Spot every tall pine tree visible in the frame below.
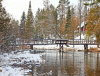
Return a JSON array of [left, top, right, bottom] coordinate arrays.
[[0, 0, 10, 36], [57, 0, 70, 38], [20, 12, 26, 39], [65, 6, 71, 33], [25, 1, 34, 39]]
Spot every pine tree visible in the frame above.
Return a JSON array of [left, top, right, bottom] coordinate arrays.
[[65, 7, 76, 39], [91, 0, 100, 5], [25, 1, 34, 39], [57, 0, 70, 38], [20, 12, 26, 39], [51, 6, 58, 38], [35, 8, 43, 39], [0, 0, 10, 36], [84, 0, 100, 6], [57, 0, 70, 19], [0, 0, 18, 51], [65, 6, 71, 33], [43, 0, 51, 39]]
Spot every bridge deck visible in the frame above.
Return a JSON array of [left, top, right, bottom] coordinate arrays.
[[15, 39, 98, 46]]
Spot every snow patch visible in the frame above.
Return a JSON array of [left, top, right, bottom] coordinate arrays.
[[0, 50, 44, 76]]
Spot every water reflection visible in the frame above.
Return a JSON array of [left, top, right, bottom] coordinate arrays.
[[1, 50, 100, 76], [32, 50, 100, 76]]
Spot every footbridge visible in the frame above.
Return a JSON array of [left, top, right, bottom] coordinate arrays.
[[15, 39, 99, 52]]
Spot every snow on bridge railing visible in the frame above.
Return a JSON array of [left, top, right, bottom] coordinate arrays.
[[68, 39, 97, 45], [15, 39, 97, 45], [15, 39, 56, 45]]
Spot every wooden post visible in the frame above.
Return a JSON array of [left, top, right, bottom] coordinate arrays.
[[59, 44, 61, 52], [59, 44, 63, 53], [97, 44, 100, 48], [84, 44, 88, 52], [30, 45, 33, 50], [62, 44, 64, 58], [61, 44, 63, 53]]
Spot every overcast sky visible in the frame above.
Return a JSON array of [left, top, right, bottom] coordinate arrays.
[[2, 0, 78, 21]]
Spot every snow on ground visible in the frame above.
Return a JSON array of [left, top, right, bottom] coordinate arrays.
[[0, 50, 44, 76], [75, 34, 96, 40], [33, 45, 59, 50], [0, 66, 24, 76], [75, 34, 86, 39]]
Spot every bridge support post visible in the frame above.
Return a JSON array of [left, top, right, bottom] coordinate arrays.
[[59, 44, 63, 53], [30, 45, 33, 50], [84, 44, 88, 52]]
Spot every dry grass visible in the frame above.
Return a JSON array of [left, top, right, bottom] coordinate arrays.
[[26, 73, 32, 76], [89, 47, 99, 52], [65, 48, 76, 52], [33, 47, 45, 50], [41, 47, 45, 50], [33, 47, 37, 50], [0, 70, 2, 72], [19, 45, 30, 49]]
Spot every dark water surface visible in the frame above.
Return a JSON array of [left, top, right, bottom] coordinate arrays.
[[34, 50, 100, 76]]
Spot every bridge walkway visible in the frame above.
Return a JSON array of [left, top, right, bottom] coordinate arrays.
[[15, 39, 99, 52]]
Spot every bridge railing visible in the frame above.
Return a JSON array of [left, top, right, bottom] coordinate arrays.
[[15, 39, 56, 45], [55, 39, 68, 44], [68, 39, 97, 45], [15, 39, 97, 45]]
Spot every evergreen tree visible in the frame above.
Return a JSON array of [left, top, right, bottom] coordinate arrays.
[[65, 6, 76, 39], [84, 0, 100, 6], [9, 19, 19, 37], [0, 0, 10, 36], [0, 0, 19, 51], [20, 12, 26, 39], [43, 0, 51, 39], [57, 0, 70, 38], [65, 6, 71, 33], [57, 0, 70, 19], [52, 7, 58, 38], [91, 0, 100, 5], [25, 1, 34, 39], [34, 8, 43, 39]]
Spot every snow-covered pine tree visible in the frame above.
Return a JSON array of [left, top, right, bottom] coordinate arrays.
[[25, 1, 34, 39]]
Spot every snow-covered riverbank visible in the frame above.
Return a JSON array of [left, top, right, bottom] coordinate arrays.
[[0, 50, 45, 76]]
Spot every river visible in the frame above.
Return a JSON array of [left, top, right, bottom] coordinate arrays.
[[30, 50, 100, 76], [0, 50, 100, 76]]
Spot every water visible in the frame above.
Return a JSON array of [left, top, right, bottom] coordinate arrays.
[[33, 50, 100, 76], [0, 50, 100, 76]]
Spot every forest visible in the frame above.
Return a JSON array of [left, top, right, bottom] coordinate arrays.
[[0, 0, 100, 51]]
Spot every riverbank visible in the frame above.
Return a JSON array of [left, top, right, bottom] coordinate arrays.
[[0, 50, 45, 76]]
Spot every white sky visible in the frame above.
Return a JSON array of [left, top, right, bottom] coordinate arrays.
[[2, 0, 78, 21]]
